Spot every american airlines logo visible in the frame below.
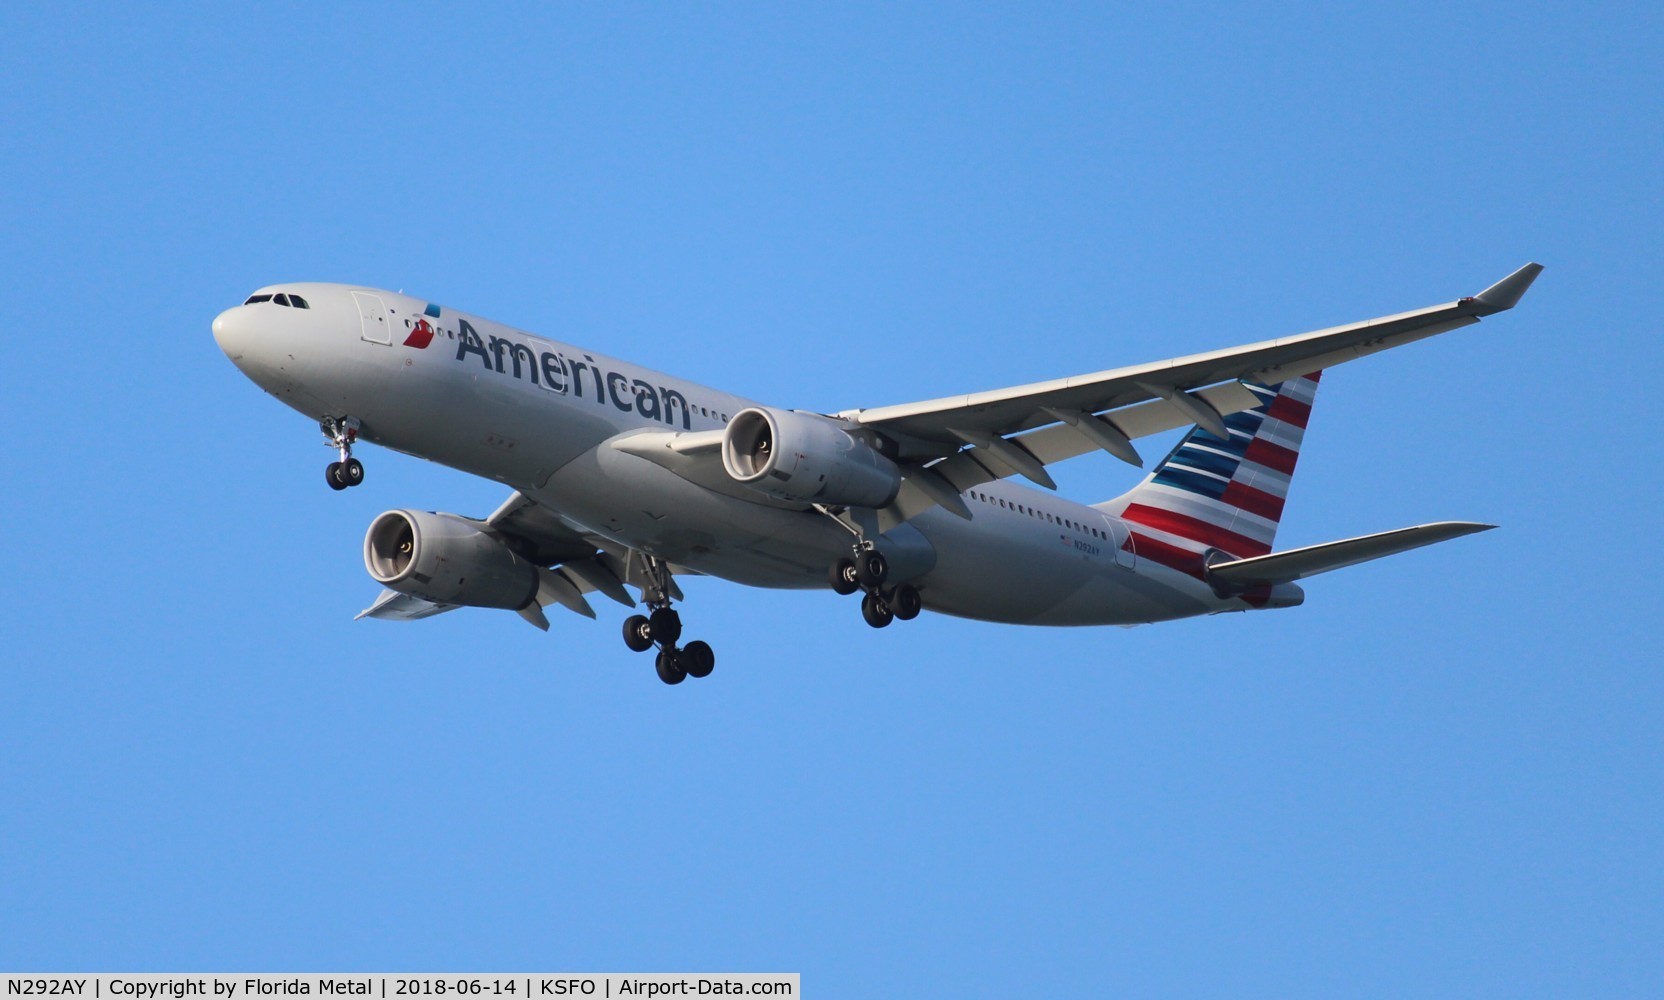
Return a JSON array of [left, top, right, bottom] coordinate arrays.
[[403, 317, 436, 349]]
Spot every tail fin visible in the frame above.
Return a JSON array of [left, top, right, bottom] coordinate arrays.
[[1100, 372, 1322, 562]]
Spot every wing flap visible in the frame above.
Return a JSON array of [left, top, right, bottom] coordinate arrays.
[[356, 589, 460, 621], [882, 380, 1262, 523], [485, 492, 605, 564], [1206, 521, 1496, 587]]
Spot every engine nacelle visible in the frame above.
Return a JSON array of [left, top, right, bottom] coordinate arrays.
[[722, 406, 903, 508], [363, 509, 540, 610]]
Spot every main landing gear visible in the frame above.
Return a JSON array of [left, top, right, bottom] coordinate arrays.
[[620, 555, 715, 685], [322, 416, 365, 491], [828, 544, 922, 630]]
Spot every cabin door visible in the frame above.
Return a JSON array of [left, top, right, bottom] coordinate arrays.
[[352, 291, 392, 345]]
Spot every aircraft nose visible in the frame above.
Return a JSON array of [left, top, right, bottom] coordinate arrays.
[[212, 306, 244, 358]]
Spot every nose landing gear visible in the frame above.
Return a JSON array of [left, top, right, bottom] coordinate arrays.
[[322, 416, 365, 491], [620, 554, 716, 685]]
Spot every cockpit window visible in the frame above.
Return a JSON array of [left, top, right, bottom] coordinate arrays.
[[245, 292, 311, 308]]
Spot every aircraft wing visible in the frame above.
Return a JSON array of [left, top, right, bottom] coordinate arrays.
[[614, 265, 1540, 530], [840, 264, 1542, 452]]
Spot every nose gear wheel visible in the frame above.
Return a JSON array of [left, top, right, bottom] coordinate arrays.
[[321, 416, 365, 490]]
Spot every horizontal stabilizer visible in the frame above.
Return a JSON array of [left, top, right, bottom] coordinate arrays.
[[1206, 521, 1495, 587]]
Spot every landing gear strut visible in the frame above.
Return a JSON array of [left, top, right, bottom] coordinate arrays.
[[322, 416, 364, 491], [818, 507, 925, 630], [620, 553, 716, 684]]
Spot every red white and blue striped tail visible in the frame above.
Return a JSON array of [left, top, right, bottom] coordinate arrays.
[[1103, 372, 1322, 568]]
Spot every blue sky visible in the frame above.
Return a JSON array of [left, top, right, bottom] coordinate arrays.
[[2, 2, 1660, 995]]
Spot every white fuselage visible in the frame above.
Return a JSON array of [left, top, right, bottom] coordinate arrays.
[[213, 282, 1288, 626]]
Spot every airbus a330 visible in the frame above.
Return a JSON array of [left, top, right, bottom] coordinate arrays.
[[213, 263, 1541, 683]]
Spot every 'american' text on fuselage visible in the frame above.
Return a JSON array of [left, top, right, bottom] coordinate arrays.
[[453, 319, 691, 429]]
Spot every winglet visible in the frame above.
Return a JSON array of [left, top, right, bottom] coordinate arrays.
[[1469, 262, 1543, 315]]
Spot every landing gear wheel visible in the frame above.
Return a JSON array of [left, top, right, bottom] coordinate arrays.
[[648, 607, 682, 646], [655, 649, 687, 685], [856, 550, 889, 589], [681, 640, 715, 678], [890, 583, 922, 621], [829, 558, 860, 595], [622, 614, 654, 653], [861, 590, 894, 629], [321, 416, 361, 490]]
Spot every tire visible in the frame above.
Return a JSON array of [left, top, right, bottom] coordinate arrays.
[[681, 640, 714, 678], [655, 649, 687, 685], [325, 462, 348, 491], [861, 590, 894, 629], [891, 584, 922, 621], [341, 457, 364, 486], [856, 550, 888, 589], [829, 558, 860, 595], [649, 607, 682, 645], [622, 614, 654, 652]]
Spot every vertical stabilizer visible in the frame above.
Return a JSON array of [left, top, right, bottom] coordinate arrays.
[[1099, 373, 1322, 570]]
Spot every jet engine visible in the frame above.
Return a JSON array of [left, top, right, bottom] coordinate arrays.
[[363, 509, 540, 610], [722, 406, 903, 508]]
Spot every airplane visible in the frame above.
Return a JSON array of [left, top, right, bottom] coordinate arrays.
[[212, 263, 1542, 684]]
